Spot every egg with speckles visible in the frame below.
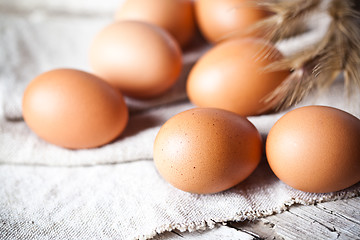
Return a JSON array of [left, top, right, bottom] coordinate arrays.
[[153, 107, 262, 194]]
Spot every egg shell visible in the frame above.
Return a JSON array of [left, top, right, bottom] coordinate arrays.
[[266, 105, 360, 193], [187, 38, 289, 116], [153, 107, 262, 194], [89, 21, 182, 99], [22, 69, 129, 149], [115, 0, 195, 47], [195, 0, 268, 43]]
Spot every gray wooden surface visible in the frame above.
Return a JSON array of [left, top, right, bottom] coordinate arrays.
[[155, 196, 360, 240]]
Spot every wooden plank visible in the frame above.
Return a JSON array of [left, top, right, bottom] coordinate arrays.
[[154, 225, 254, 240], [268, 208, 342, 240], [232, 197, 360, 240], [316, 198, 360, 225], [155, 197, 360, 239]]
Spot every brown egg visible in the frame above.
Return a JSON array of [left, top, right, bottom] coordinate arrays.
[[153, 108, 262, 194], [187, 38, 289, 116], [22, 68, 129, 149], [114, 0, 195, 47], [89, 21, 182, 99], [195, 0, 268, 43], [266, 106, 360, 193]]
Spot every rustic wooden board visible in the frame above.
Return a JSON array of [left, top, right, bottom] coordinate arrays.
[[155, 197, 360, 239]]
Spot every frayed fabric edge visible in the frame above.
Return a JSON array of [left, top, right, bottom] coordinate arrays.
[[137, 187, 360, 240]]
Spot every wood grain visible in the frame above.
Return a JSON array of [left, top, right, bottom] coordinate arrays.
[[155, 197, 360, 239]]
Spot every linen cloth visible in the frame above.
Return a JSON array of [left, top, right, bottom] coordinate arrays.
[[0, 1, 359, 239]]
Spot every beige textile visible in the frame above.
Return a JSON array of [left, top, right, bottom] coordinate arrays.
[[0, 1, 359, 239]]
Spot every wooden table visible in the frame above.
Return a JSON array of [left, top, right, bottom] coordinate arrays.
[[155, 196, 360, 239]]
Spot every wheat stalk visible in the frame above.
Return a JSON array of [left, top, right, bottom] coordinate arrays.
[[252, 0, 360, 110]]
